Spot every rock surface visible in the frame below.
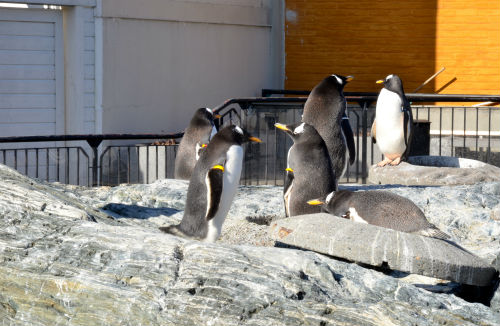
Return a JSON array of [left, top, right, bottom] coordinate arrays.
[[368, 156, 500, 186], [269, 214, 496, 286], [1, 164, 500, 325]]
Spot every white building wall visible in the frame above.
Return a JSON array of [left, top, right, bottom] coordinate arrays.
[[101, 0, 283, 134]]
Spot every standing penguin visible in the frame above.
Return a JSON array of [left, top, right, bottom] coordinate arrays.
[[372, 74, 414, 166], [275, 122, 336, 217], [307, 190, 449, 239], [174, 107, 220, 180], [302, 74, 356, 179], [160, 125, 261, 242]]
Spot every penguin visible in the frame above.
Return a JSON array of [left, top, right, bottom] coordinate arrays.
[[174, 107, 221, 180], [160, 125, 261, 242], [372, 74, 414, 166], [302, 74, 356, 179], [275, 122, 336, 217], [307, 190, 450, 240]]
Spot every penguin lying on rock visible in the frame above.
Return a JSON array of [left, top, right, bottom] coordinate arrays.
[[275, 122, 336, 217], [174, 107, 221, 180], [161, 125, 261, 242], [372, 74, 414, 167], [308, 190, 450, 240]]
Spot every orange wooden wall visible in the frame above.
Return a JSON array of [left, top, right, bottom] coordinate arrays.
[[284, 0, 500, 98]]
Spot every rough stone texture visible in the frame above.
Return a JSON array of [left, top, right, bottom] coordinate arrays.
[[269, 213, 497, 286], [1, 164, 500, 325], [368, 156, 500, 186]]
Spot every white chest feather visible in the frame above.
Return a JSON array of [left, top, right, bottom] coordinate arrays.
[[375, 88, 406, 154], [205, 145, 243, 242]]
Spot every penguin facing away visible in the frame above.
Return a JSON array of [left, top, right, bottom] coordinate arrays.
[[372, 74, 414, 167], [161, 125, 261, 242], [302, 74, 356, 179], [308, 190, 450, 240], [174, 107, 221, 180], [275, 122, 336, 217]]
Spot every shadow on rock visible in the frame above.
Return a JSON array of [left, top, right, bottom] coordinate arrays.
[[101, 203, 180, 219]]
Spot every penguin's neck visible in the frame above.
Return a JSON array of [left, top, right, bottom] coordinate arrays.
[[376, 88, 402, 117]]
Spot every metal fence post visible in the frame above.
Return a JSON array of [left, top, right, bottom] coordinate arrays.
[[361, 101, 369, 184], [86, 137, 103, 187]]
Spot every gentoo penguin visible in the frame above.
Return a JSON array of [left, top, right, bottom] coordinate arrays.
[[275, 122, 336, 217], [308, 190, 450, 239], [302, 74, 356, 179], [372, 74, 414, 166], [160, 125, 261, 242], [174, 107, 221, 180]]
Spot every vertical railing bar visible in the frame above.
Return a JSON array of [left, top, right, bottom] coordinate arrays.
[[66, 147, 69, 184], [77, 148, 80, 186], [146, 145, 150, 184], [118, 147, 121, 184], [128, 146, 131, 183], [451, 107, 454, 157], [56, 148, 60, 182], [46, 148, 49, 182], [156, 145, 159, 182], [137, 146, 140, 184], [487, 107, 492, 163], [35, 148, 39, 178], [274, 115, 278, 186], [463, 107, 466, 150], [24, 149, 28, 176], [439, 107, 442, 156], [14, 149, 17, 171], [476, 107, 479, 160], [108, 147, 111, 185]]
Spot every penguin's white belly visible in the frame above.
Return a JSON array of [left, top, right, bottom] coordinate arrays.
[[205, 145, 243, 242], [375, 89, 406, 155]]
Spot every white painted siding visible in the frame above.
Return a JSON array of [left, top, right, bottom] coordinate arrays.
[[83, 8, 96, 134], [0, 8, 62, 138]]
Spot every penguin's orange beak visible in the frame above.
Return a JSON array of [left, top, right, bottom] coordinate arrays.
[[346, 75, 354, 82], [214, 114, 222, 119], [274, 123, 290, 132], [376, 80, 384, 84], [249, 136, 262, 143], [307, 199, 324, 206]]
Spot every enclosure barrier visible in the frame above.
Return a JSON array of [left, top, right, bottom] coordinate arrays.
[[1, 93, 499, 186]]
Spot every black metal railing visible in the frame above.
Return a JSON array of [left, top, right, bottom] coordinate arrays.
[[1, 93, 499, 186]]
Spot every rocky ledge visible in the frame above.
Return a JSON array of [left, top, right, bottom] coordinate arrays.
[[1, 164, 500, 325]]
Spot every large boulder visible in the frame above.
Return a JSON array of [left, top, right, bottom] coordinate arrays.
[[0, 164, 499, 325]]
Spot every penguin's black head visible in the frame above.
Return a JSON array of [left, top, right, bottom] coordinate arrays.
[[218, 125, 262, 145], [323, 74, 354, 90], [192, 107, 221, 125], [376, 74, 406, 96], [307, 191, 336, 212], [274, 122, 321, 143]]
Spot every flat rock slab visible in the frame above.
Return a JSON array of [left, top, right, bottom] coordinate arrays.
[[269, 213, 497, 286], [368, 156, 500, 186]]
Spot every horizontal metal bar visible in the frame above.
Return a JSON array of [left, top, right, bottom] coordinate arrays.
[[0, 133, 184, 144]]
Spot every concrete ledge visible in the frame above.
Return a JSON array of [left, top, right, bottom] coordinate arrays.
[[368, 156, 500, 186], [270, 213, 497, 286]]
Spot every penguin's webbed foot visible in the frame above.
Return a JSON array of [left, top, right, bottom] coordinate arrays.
[[377, 158, 392, 167], [389, 157, 402, 166]]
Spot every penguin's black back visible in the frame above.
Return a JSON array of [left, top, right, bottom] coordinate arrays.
[[288, 124, 336, 216], [174, 108, 215, 180]]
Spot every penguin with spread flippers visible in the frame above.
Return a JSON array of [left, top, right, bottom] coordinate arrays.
[[275, 122, 336, 217], [302, 74, 356, 179], [372, 74, 413, 166], [161, 125, 261, 242], [174, 107, 221, 180], [308, 190, 450, 239]]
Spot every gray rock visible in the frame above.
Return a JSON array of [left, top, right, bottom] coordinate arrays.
[[1, 164, 500, 325], [368, 156, 500, 186], [269, 213, 497, 286]]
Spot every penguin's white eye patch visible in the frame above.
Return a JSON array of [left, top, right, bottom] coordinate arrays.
[[234, 126, 244, 135], [294, 123, 305, 134], [205, 107, 213, 114], [331, 74, 342, 85], [386, 74, 394, 81], [326, 191, 335, 204]]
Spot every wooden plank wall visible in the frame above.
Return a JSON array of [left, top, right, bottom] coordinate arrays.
[[284, 0, 500, 100]]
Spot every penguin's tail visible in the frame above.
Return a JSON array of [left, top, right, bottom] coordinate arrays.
[[417, 227, 450, 240]]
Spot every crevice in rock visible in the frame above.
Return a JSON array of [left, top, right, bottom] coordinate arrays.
[[245, 214, 281, 226], [239, 300, 276, 322], [172, 244, 184, 284]]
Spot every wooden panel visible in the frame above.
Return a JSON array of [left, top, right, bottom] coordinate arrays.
[[285, 0, 500, 100], [0, 108, 55, 123], [0, 94, 55, 109], [0, 21, 53, 36], [0, 65, 54, 79], [0, 79, 55, 94]]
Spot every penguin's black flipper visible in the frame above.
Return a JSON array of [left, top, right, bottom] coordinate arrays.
[[205, 165, 224, 220], [371, 119, 377, 144], [401, 98, 414, 161], [283, 168, 294, 217], [341, 115, 356, 165]]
